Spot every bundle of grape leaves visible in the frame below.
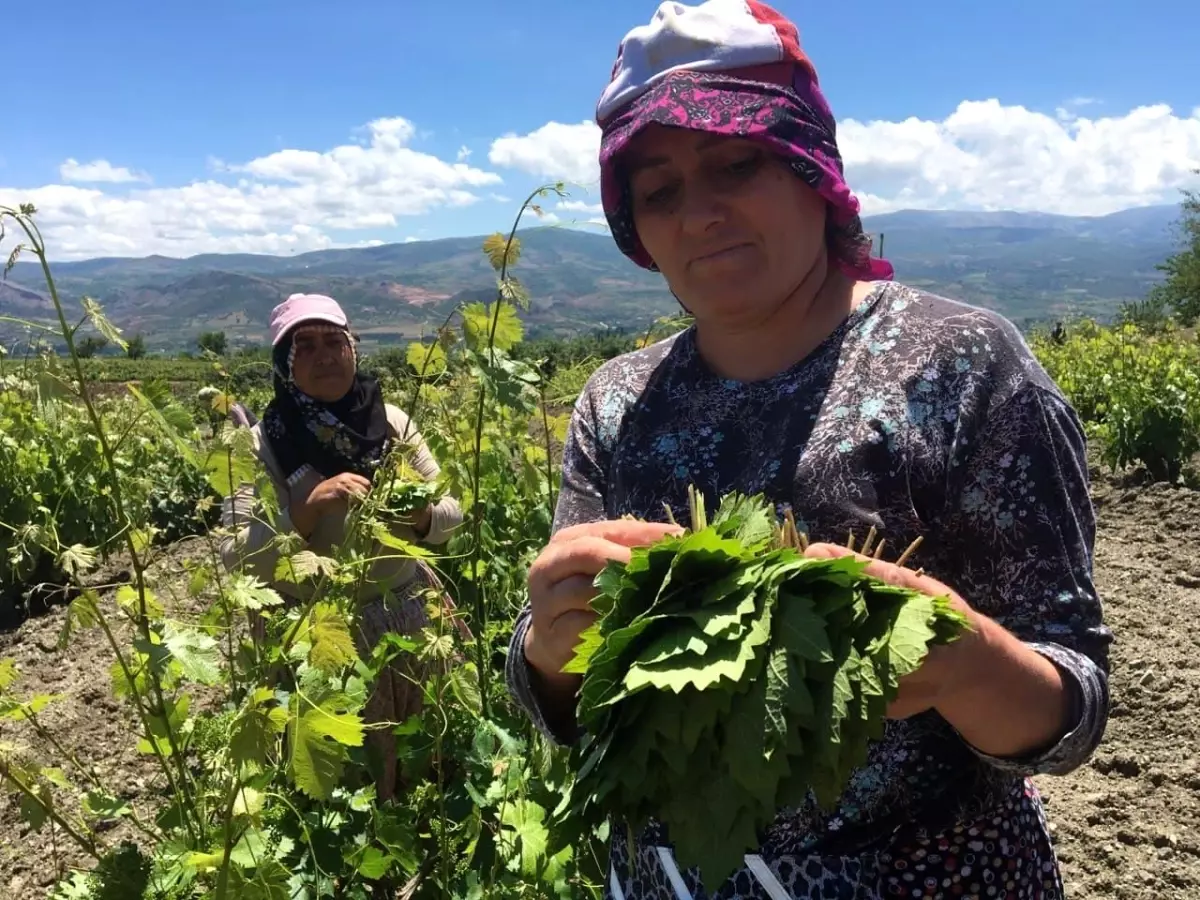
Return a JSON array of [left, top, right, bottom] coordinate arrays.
[[558, 489, 970, 892], [372, 453, 443, 521]]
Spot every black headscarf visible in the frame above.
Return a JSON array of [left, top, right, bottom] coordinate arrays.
[[261, 324, 391, 483]]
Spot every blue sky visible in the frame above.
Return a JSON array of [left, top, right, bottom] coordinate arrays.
[[4, 0, 1199, 259]]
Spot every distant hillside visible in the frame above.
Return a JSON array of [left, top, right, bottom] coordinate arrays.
[[0, 205, 1182, 351]]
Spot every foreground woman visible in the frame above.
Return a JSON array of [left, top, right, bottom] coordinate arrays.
[[220, 292, 465, 800], [507, 2, 1111, 897]]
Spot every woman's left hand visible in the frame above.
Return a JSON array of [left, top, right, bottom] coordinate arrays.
[[411, 504, 433, 538], [802, 542, 982, 721]]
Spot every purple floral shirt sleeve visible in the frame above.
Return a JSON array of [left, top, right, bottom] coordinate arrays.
[[938, 384, 1109, 774]]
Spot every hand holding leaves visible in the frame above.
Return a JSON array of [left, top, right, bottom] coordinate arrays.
[[803, 542, 980, 721]]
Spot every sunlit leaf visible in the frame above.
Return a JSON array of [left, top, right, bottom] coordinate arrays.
[[287, 690, 365, 800], [163, 623, 222, 685], [116, 585, 165, 621], [231, 785, 264, 819], [372, 525, 433, 559], [81, 296, 128, 351], [227, 574, 284, 610], [202, 447, 258, 499], [0, 659, 18, 691], [230, 688, 287, 772], [449, 664, 483, 716], [137, 694, 190, 757], [83, 790, 132, 820], [210, 392, 234, 415], [421, 631, 455, 662], [356, 846, 393, 880], [405, 341, 447, 377], [306, 603, 359, 674], [0, 692, 62, 721], [56, 543, 97, 580], [130, 528, 153, 555], [462, 302, 523, 352], [498, 799, 550, 879], [57, 590, 101, 649], [498, 275, 531, 311], [274, 550, 337, 584], [482, 232, 521, 271]]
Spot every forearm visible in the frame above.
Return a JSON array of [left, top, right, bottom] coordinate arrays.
[[289, 499, 320, 539], [505, 609, 582, 745], [936, 613, 1071, 758]]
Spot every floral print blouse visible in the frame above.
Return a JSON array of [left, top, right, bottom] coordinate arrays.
[[506, 282, 1111, 899]]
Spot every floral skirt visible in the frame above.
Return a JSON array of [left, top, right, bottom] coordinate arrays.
[[605, 780, 1064, 900]]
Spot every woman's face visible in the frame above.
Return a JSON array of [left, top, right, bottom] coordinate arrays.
[[624, 125, 828, 327], [289, 326, 356, 401]]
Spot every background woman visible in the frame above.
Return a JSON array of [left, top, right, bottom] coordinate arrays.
[[507, 2, 1111, 897], [221, 292, 465, 800]]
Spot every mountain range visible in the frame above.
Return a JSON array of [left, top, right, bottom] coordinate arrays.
[[0, 205, 1184, 352]]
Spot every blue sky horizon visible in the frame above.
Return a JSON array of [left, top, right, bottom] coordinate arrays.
[[3, 0, 1199, 261]]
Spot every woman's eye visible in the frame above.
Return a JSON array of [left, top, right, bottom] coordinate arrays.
[[726, 154, 761, 175], [642, 183, 676, 206]]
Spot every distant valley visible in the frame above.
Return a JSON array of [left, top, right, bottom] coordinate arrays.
[[0, 205, 1183, 352]]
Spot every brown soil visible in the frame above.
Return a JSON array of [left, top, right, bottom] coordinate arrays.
[[1034, 477, 1200, 900], [1, 479, 1199, 898], [0, 538, 216, 897]]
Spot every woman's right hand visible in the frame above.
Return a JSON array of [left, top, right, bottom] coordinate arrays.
[[524, 520, 683, 695], [291, 472, 371, 537], [307, 472, 372, 510]]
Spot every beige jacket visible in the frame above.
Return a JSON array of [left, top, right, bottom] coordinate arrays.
[[219, 404, 463, 600]]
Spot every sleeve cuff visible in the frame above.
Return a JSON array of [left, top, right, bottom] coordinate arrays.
[[505, 609, 582, 746], [967, 641, 1109, 776], [422, 499, 460, 545]]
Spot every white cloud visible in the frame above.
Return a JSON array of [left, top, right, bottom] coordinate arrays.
[[457, 145, 472, 162], [488, 121, 601, 187], [545, 199, 607, 229], [557, 199, 604, 214], [2, 117, 503, 260], [489, 101, 1200, 218], [59, 158, 149, 184]]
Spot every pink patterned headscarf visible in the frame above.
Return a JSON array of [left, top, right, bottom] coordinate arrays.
[[595, 0, 893, 283]]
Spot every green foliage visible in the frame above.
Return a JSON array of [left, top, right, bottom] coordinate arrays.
[[0, 373, 216, 606], [559, 489, 968, 891], [197, 331, 228, 356], [1148, 177, 1200, 326], [1032, 320, 1200, 481], [125, 334, 147, 360], [76, 336, 109, 359]]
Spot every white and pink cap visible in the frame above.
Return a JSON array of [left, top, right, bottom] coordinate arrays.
[[592, 0, 893, 281], [268, 293, 350, 346], [595, 0, 816, 126]]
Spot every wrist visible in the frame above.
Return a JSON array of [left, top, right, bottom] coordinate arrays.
[[931, 610, 993, 715], [289, 494, 323, 537], [523, 625, 582, 695], [933, 613, 1070, 755]]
